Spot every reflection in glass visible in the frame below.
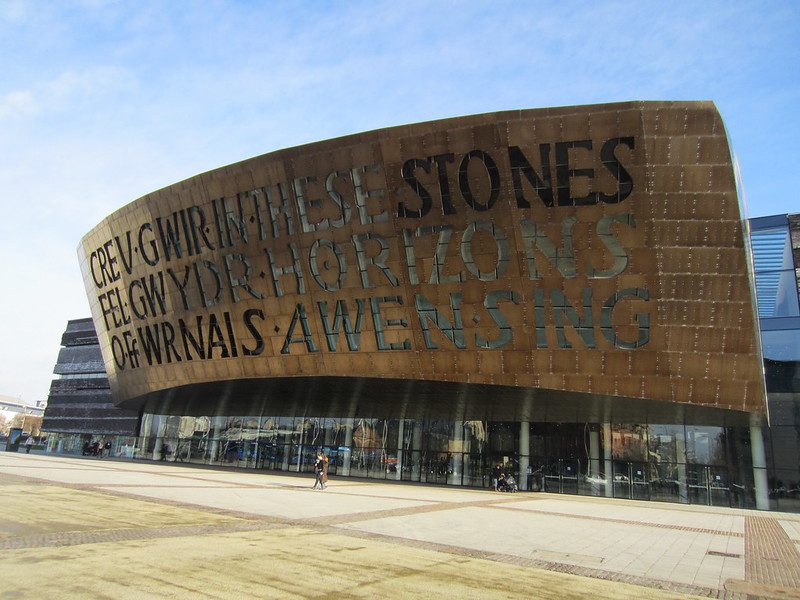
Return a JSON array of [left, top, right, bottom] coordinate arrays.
[[612, 424, 647, 461], [124, 412, 757, 509], [751, 226, 800, 317], [686, 426, 726, 466], [762, 329, 800, 361]]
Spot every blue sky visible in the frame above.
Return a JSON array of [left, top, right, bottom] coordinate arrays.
[[0, 0, 798, 404]]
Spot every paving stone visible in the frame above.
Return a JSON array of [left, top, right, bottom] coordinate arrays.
[[2, 452, 800, 599]]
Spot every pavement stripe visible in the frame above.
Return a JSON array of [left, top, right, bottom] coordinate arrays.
[[328, 495, 532, 524], [493, 504, 744, 537], [0, 520, 286, 550]]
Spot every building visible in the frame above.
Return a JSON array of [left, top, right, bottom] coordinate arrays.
[[67, 101, 800, 510], [750, 214, 800, 511], [0, 396, 44, 419], [42, 318, 138, 455], [0, 395, 45, 443]]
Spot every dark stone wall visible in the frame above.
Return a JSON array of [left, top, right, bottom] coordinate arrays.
[[60, 317, 101, 347], [53, 346, 106, 375], [42, 318, 139, 436]]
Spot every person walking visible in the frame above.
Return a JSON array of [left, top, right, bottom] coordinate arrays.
[[492, 463, 503, 491], [313, 451, 326, 490], [321, 451, 329, 490], [24, 436, 34, 454]]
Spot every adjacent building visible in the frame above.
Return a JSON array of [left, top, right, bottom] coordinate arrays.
[[751, 214, 800, 511], [0, 396, 44, 418], [1, 396, 45, 444], [42, 318, 138, 455]]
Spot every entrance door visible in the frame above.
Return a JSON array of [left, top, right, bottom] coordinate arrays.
[[256, 442, 283, 470], [421, 452, 449, 485], [560, 459, 579, 494], [528, 456, 546, 492], [612, 461, 631, 498], [612, 461, 650, 500], [687, 464, 710, 505], [400, 451, 421, 482], [543, 457, 561, 493], [543, 458, 579, 494], [631, 462, 650, 501], [687, 464, 732, 507], [708, 466, 731, 507]]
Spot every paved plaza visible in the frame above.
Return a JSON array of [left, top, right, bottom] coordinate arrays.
[[0, 453, 799, 599]]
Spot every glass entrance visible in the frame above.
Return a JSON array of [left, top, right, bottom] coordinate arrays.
[[709, 466, 731, 506], [612, 461, 649, 499], [612, 460, 631, 498], [631, 462, 649, 500], [544, 458, 579, 494], [687, 464, 731, 507]]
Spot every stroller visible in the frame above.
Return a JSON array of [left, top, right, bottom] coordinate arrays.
[[498, 473, 519, 493]]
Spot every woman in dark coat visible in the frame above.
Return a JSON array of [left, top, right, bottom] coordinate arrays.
[[313, 451, 326, 490]]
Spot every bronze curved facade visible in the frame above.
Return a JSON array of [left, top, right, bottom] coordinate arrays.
[[79, 101, 765, 421]]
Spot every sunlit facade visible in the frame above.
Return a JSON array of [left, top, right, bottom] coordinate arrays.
[[48, 101, 800, 510]]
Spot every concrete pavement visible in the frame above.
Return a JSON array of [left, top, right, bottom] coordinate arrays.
[[0, 452, 799, 598]]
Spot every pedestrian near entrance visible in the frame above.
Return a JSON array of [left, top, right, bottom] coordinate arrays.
[[24, 436, 33, 454], [492, 463, 503, 491], [313, 451, 327, 490]]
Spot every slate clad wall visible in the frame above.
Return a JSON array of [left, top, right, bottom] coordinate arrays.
[[60, 318, 102, 347], [53, 346, 106, 375], [42, 318, 139, 435]]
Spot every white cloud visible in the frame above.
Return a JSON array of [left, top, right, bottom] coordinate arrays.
[[0, 0, 27, 23], [0, 66, 136, 123], [0, 89, 36, 118], [46, 66, 136, 102]]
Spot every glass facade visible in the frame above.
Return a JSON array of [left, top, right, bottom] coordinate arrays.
[[46, 432, 137, 458], [750, 215, 800, 360], [51, 412, 750, 509], [749, 215, 800, 512]]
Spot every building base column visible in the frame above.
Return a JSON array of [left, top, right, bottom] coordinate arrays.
[[448, 421, 463, 486], [411, 421, 422, 481], [341, 418, 354, 477], [395, 419, 405, 481], [750, 425, 770, 510], [676, 429, 688, 503], [603, 422, 613, 498], [150, 415, 166, 461], [589, 428, 600, 495], [519, 421, 530, 491]]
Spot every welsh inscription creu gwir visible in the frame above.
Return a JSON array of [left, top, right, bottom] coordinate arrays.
[[87, 135, 647, 372]]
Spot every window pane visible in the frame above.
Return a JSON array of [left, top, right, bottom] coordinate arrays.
[[751, 226, 793, 271], [685, 426, 726, 465], [754, 270, 800, 317], [612, 424, 647, 461], [762, 329, 800, 360], [751, 225, 799, 317]]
